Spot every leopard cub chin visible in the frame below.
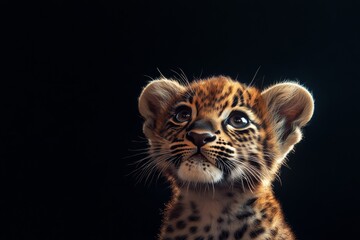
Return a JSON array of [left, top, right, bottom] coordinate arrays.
[[177, 154, 223, 183]]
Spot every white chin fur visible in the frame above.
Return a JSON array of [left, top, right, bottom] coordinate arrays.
[[177, 160, 223, 183]]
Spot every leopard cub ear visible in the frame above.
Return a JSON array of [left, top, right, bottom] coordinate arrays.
[[261, 82, 314, 156], [138, 78, 185, 136]]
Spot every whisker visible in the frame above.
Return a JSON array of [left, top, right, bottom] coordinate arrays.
[[248, 65, 261, 88], [156, 67, 166, 79]]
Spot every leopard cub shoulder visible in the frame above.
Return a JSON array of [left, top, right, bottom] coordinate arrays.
[[138, 76, 314, 240]]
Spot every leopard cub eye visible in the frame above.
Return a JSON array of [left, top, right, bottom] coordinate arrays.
[[227, 111, 250, 129], [174, 106, 192, 123]]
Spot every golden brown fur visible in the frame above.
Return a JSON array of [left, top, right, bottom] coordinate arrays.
[[138, 76, 314, 240]]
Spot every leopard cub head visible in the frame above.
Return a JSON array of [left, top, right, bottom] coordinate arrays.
[[138, 76, 314, 190]]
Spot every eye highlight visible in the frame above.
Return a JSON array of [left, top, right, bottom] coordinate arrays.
[[227, 111, 250, 129], [174, 106, 192, 123]]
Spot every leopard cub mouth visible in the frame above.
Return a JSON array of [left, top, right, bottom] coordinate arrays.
[[187, 153, 209, 162], [177, 153, 223, 183]]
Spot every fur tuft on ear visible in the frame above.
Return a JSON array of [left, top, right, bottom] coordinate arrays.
[[138, 78, 185, 136], [261, 82, 314, 155]]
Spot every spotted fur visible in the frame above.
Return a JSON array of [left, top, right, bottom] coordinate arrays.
[[138, 76, 314, 240]]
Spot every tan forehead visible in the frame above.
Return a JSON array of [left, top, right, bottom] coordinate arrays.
[[190, 76, 242, 92], [188, 76, 262, 107]]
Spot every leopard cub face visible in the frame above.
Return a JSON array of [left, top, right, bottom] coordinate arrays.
[[138, 76, 314, 190]]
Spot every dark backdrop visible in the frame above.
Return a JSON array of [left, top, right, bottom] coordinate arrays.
[[1, 1, 359, 240]]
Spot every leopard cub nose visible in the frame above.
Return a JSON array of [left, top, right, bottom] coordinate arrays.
[[186, 131, 216, 148]]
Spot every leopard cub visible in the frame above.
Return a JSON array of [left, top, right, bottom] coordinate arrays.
[[138, 76, 314, 240]]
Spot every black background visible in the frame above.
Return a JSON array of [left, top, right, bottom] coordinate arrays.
[[1, 1, 360, 240]]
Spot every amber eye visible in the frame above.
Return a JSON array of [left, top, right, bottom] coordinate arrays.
[[174, 106, 192, 123], [228, 111, 250, 128]]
